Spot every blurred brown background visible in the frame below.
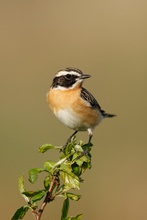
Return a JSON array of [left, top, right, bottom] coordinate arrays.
[[0, 0, 147, 219]]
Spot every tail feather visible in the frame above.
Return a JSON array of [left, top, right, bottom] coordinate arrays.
[[101, 110, 116, 118]]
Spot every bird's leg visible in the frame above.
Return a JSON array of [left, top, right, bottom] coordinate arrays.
[[62, 130, 78, 151], [88, 133, 93, 147], [74, 133, 93, 161], [82, 133, 93, 156]]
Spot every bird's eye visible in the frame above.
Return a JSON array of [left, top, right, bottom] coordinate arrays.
[[65, 74, 72, 80]]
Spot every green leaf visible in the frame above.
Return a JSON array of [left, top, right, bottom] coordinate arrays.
[[82, 143, 93, 151], [22, 190, 46, 203], [60, 164, 80, 189], [63, 214, 83, 220], [22, 191, 37, 197], [60, 163, 80, 190], [70, 135, 77, 145], [64, 143, 73, 156], [63, 136, 79, 156], [44, 176, 51, 190], [22, 190, 45, 198], [18, 175, 29, 203], [73, 214, 83, 220], [82, 161, 91, 170], [68, 214, 83, 220], [38, 144, 55, 153], [71, 164, 81, 176], [60, 171, 80, 190], [61, 197, 69, 220], [28, 168, 44, 183], [66, 193, 81, 201], [32, 190, 46, 203], [18, 175, 25, 194], [75, 155, 90, 167], [11, 206, 29, 220], [54, 157, 69, 167], [44, 160, 55, 172], [74, 144, 83, 152], [60, 163, 72, 174]]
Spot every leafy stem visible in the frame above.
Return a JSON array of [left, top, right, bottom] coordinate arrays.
[[33, 176, 59, 220], [11, 137, 92, 220]]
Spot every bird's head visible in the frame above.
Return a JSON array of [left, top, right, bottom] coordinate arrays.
[[51, 67, 91, 90]]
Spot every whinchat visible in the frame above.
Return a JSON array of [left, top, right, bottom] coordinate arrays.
[[47, 68, 116, 148]]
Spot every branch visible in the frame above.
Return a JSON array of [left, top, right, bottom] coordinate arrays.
[[33, 176, 58, 220], [11, 138, 92, 220]]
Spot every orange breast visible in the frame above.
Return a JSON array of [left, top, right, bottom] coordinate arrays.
[[47, 88, 102, 129]]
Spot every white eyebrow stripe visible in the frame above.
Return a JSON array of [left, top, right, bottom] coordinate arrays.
[[55, 71, 81, 77]]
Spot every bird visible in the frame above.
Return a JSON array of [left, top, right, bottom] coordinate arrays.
[[47, 67, 116, 149]]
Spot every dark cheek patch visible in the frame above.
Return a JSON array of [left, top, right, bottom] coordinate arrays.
[[58, 77, 65, 85], [52, 75, 78, 88]]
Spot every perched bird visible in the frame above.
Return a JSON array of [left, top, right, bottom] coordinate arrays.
[[47, 67, 116, 148]]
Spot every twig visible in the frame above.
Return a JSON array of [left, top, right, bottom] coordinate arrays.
[[33, 176, 58, 220]]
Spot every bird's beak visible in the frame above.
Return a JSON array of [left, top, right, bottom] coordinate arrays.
[[80, 74, 91, 79]]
